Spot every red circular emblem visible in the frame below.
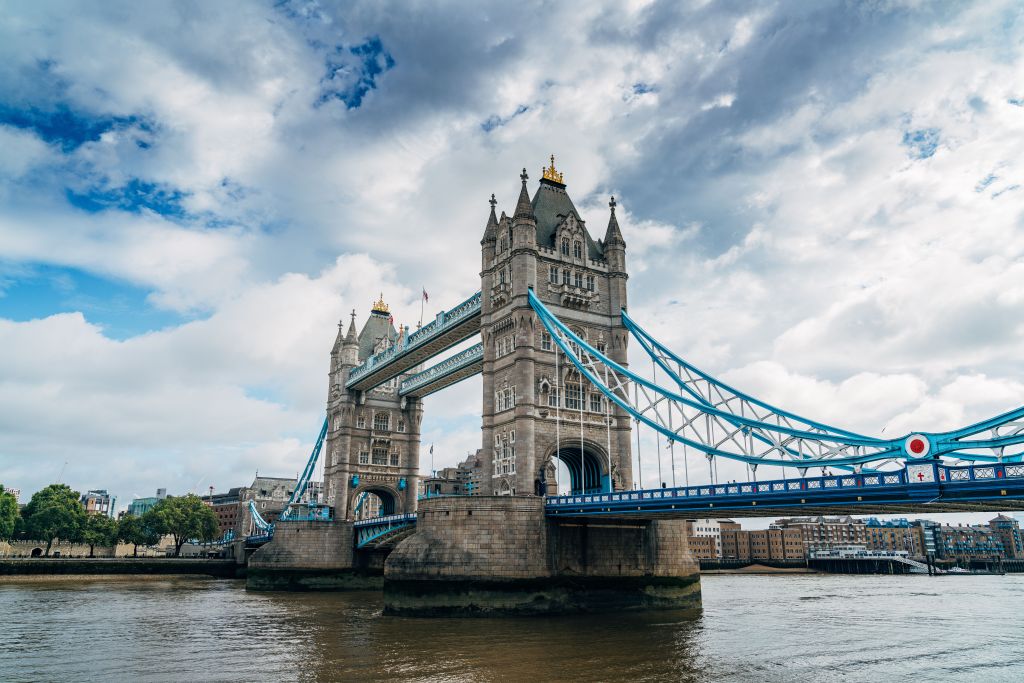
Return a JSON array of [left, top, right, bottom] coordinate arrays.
[[905, 434, 930, 456]]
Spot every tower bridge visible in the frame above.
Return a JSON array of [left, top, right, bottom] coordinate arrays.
[[247, 157, 1024, 614]]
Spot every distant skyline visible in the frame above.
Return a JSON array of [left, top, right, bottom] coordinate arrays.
[[1, 1, 1023, 526]]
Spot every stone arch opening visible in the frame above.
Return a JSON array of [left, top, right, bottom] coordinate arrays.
[[350, 486, 399, 520], [30, 547, 42, 557], [547, 441, 609, 495]]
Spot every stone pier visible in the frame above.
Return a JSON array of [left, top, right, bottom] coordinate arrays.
[[246, 520, 383, 591], [383, 496, 701, 616]]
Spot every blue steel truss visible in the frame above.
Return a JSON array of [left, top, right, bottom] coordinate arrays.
[[546, 461, 1024, 517], [353, 513, 417, 548], [527, 289, 1024, 470], [399, 342, 484, 397], [346, 291, 482, 390], [280, 418, 331, 522]]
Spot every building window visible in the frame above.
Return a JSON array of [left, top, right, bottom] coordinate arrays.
[[397, 420, 405, 433], [589, 393, 603, 413], [373, 413, 390, 431], [548, 387, 560, 407], [359, 451, 369, 464], [549, 266, 558, 284], [500, 237, 507, 252], [574, 241, 582, 259], [561, 238, 570, 255], [574, 272, 583, 289], [390, 452, 400, 466], [541, 332, 552, 351], [562, 269, 570, 285], [499, 268, 506, 284], [496, 386, 516, 412], [595, 341, 606, 354], [356, 415, 366, 429], [372, 447, 388, 465], [565, 383, 582, 410], [586, 275, 595, 291]]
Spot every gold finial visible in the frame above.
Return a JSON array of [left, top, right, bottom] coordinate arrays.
[[542, 154, 564, 184], [371, 293, 390, 314]]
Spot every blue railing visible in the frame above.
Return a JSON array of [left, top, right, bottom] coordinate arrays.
[[400, 342, 483, 395], [545, 462, 1024, 513], [346, 291, 482, 387], [354, 513, 418, 548]]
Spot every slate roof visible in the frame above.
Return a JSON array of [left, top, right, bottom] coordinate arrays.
[[531, 178, 604, 259], [358, 311, 398, 361]]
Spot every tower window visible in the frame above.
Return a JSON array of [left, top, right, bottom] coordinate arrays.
[[373, 412, 390, 431], [372, 447, 387, 465], [359, 450, 369, 465], [499, 268, 506, 284], [390, 452, 400, 466], [562, 269, 570, 285], [565, 383, 582, 410], [586, 275, 595, 291], [561, 238, 570, 255], [356, 415, 366, 429], [541, 332, 552, 351], [500, 237, 507, 252], [574, 272, 583, 288], [548, 388, 560, 407], [397, 420, 405, 433], [549, 266, 558, 284], [574, 241, 582, 259], [590, 393, 603, 413]]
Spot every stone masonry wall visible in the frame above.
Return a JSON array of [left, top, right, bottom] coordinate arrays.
[[548, 518, 699, 578], [384, 496, 548, 581], [248, 520, 354, 570]]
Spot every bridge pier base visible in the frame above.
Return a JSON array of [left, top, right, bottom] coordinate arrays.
[[383, 496, 701, 616], [246, 520, 384, 591]]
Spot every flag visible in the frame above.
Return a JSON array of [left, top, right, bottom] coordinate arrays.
[[388, 314, 394, 325], [430, 444, 434, 454], [422, 288, 429, 302]]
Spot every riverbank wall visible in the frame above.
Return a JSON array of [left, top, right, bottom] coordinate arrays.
[[0, 558, 241, 578]]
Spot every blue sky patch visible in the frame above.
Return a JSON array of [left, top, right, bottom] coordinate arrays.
[[319, 36, 395, 109], [902, 128, 940, 159], [66, 179, 189, 218], [0, 265, 193, 339], [481, 105, 529, 133], [0, 103, 145, 153]]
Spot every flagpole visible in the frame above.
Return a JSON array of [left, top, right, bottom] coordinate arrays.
[[420, 286, 425, 328]]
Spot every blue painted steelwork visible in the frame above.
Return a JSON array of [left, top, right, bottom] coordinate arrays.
[[280, 418, 330, 522], [527, 289, 1024, 469], [399, 342, 484, 396], [545, 462, 1024, 516], [346, 291, 482, 390], [353, 512, 417, 548]]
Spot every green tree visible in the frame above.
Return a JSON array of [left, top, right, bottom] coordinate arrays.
[[149, 494, 218, 556], [82, 513, 118, 557], [0, 485, 18, 540], [20, 484, 86, 555], [117, 513, 161, 557]]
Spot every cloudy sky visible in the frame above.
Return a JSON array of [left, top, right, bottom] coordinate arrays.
[[1, 1, 1022, 522]]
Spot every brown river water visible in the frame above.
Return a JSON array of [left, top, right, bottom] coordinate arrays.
[[2, 573, 1022, 682]]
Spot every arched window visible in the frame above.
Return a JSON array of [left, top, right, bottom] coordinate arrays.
[[573, 241, 582, 259], [561, 238, 570, 255]]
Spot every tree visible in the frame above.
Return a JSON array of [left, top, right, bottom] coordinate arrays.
[[118, 513, 161, 557], [82, 513, 118, 557], [0, 486, 18, 541], [149, 494, 218, 556], [20, 484, 86, 555]]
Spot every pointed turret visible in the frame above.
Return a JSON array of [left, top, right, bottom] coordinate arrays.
[[340, 309, 359, 367], [481, 194, 498, 244], [513, 169, 535, 222], [604, 196, 626, 249]]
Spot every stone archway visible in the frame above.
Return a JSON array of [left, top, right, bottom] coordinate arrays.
[[30, 547, 42, 558], [349, 485, 401, 520], [545, 440, 611, 495]]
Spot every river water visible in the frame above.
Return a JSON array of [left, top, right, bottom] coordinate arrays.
[[2, 573, 1022, 682]]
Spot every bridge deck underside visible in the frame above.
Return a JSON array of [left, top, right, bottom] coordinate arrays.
[[346, 315, 480, 391], [400, 358, 482, 398]]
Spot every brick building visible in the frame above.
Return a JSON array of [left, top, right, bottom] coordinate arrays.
[[771, 516, 869, 553], [865, 518, 922, 556], [988, 515, 1023, 558], [721, 525, 804, 561]]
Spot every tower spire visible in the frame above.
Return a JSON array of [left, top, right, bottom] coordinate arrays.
[[604, 195, 625, 248], [514, 168, 534, 221], [481, 193, 498, 243]]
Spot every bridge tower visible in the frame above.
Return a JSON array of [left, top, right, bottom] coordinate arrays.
[[480, 158, 633, 496], [323, 297, 422, 520]]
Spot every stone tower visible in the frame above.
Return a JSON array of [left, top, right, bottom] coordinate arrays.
[[323, 296, 423, 520], [479, 157, 633, 496]]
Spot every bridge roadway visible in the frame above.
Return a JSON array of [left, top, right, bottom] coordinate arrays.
[[345, 462, 1024, 547], [545, 461, 1024, 519], [346, 292, 482, 392]]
